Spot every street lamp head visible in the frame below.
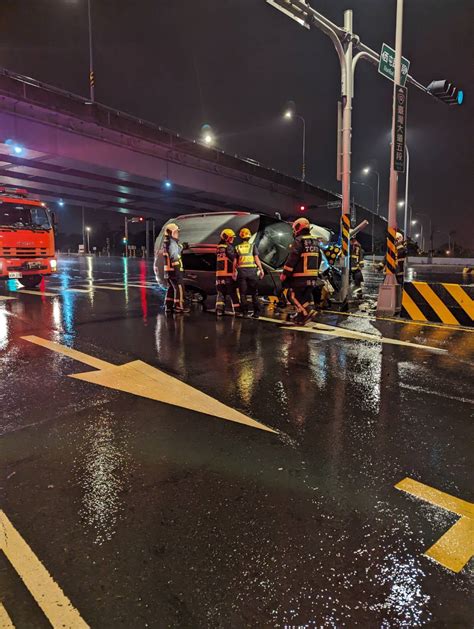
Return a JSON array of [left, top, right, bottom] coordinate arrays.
[[411, 219, 417, 225], [86, 226, 91, 232], [203, 133, 214, 146], [362, 167, 370, 175], [284, 110, 293, 120], [415, 233, 420, 238], [398, 200, 405, 207]]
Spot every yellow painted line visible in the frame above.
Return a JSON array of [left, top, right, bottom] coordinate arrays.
[[395, 478, 474, 573], [323, 309, 474, 332], [82, 285, 124, 291], [259, 315, 446, 351], [0, 510, 89, 627], [442, 283, 474, 321], [22, 335, 113, 370], [12, 289, 58, 297], [281, 325, 446, 352], [402, 290, 428, 322], [0, 295, 16, 301], [22, 336, 275, 433], [412, 282, 459, 325], [0, 603, 14, 628]]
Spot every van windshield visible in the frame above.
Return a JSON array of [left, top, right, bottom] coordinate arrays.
[[255, 218, 293, 269], [0, 203, 51, 229]]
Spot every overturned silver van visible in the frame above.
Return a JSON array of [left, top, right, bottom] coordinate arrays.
[[154, 211, 303, 300]]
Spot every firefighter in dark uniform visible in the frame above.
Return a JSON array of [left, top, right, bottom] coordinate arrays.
[[215, 228, 240, 316], [350, 236, 364, 296], [395, 232, 407, 286], [234, 227, 264, 318], [280, 217, 320, 325], [161, 222, 188, 314]]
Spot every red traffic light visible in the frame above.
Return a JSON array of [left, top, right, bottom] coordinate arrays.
[[139, 217, 144, 222], [299, 205, 306, 212]]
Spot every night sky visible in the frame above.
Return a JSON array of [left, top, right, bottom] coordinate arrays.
[[1, 0, 473, 248]]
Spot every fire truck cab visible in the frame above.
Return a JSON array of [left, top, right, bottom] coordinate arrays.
[[0, 187, 57, 288]]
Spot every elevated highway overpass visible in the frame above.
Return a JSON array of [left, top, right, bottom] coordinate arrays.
[[0, 68, 386, 248]]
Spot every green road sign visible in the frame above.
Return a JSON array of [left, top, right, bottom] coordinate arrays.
[[378, 43, 410, 87]]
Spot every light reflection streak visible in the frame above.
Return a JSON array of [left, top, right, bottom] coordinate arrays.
[[77, 412, 130, 545], [0, 307, 8, 350]]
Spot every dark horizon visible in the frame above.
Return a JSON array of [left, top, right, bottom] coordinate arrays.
[[1, 0, 473, 248]]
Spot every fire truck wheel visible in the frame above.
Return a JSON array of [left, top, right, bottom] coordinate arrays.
[[19, 276, 42, 289]]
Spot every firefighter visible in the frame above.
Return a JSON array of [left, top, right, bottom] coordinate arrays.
[[280, 217, 320, 325], [216, 228, 240, 316], [395, 232, 407, 286], [350, 236, 364, 296], [162, 223, 188, 314], [234, 227, 264, 318]]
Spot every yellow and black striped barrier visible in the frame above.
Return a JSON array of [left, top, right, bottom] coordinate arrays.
[[341, 214, 351, 258], [386, 227, 398, 275], [401, 281, 474, 327]]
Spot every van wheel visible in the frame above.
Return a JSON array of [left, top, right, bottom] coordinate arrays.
[[185, 288, 206, 304], [19, 276, 42, 289]]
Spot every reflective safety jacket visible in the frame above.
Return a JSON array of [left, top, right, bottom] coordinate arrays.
[[216, 241, 235, 279], [350, 241, 363, 271], [162, 236, 184, 275], [283, 231, 320, 278], [235, 241, 257, 269]]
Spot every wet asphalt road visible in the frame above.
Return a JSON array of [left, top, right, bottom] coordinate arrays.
[[1, 256, 473, 628]]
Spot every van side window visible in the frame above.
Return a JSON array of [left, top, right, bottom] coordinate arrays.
[[182, 252, 216, 271]]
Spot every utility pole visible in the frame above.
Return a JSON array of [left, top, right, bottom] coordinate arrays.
[[87, 0, 95, 103], [377, 0, 404, 315], [81, 206, 86, 253], [145, 219, 150, 258]]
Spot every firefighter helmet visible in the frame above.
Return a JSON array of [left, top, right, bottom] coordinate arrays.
[[220, 228, 236, 242], [239, 227, 252, 239], [165, 222, 179, 235], [292, 217, 310, 235]]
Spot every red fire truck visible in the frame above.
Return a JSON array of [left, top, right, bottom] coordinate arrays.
[[0, 187, 57, 288]]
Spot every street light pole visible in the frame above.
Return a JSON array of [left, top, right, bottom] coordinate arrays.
[[362, 168, 380, 215], [87, 0, 95, 103], [353, 181, 375, 252], [86, 227, 91, 254], [403, 144, 410, 237], [284, 109, 306, 181], [377, 0, 404, 315]]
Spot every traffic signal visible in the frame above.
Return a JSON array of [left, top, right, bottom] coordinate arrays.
[[122, 237, 127, 244], [427, 80, 464, 105], [139, 217, 144, 222], [299, 204, 306, 212]]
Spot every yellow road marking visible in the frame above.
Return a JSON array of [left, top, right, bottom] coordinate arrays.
[[281, 324, 446, 352], [395, 478, 474, 573], [412, 282, 459, 325], [22, 335, 112, 370], [259, 315, 446, 352], [82, 285, 124, 291], [12, 289, 58, 297], [22, 336, 275, 433], [0, 295, 16, 301], [401, 290, 428, 322], [442, 283, 474, 321], [0, 603, 14, 628], [0, 510, 89, 628], [323, 308, 474, 332]]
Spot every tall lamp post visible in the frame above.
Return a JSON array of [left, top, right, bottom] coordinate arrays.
[[85, 226, 91, 254], [353, 180, 376, 255], [362, 166, 380, 215], [283, 105, 306, 181]]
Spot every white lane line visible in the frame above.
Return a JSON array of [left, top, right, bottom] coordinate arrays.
[[10, 289, 58, 297], [399, 383, 474, 405], [0, 295, 17, 301]]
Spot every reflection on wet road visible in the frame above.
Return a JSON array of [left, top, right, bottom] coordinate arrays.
[[1, 256, 473, 627]]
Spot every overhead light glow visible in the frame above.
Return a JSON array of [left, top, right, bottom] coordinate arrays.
[[13, 145, 23, 155], [163, 180, 172, 189], [58, 199, 65, 207], [363, 167, 370, 174]]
